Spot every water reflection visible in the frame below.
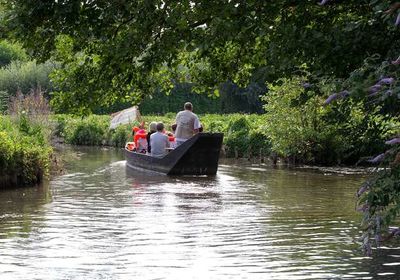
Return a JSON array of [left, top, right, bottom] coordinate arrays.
[[1, 148, 400, 279], [0, 182, 52, 239]]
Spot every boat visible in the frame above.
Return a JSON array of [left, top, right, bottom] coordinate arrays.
[[125, 133, 224, 175]]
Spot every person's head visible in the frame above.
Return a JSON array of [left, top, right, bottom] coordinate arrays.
[[156, 122, 164, 132], [149, 122, 157, 132], [184, 102, 193, 111], [171, 123, 177, 132]]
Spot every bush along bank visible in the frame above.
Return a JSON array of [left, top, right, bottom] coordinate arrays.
[[51, 110, 398, 167], [0, 115, 52, 189], [53, 114, 272, 159]]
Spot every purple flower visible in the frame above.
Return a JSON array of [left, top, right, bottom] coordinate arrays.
[[384, 90, 393, 96], [318, 0, 330, 5], [368, 84, 382, 94], [367, 153, 385, 163], [356, 204, 369, 212], [323, 90, 349, 105], [378, 77, 395, 85], [303, 82, 311, 88], [392, 57, 400, 65], [338, 90, 350, 98], [363, 242, 372, 256], [385, 137, 400, 145], [390, 228, 400, 236], [323, 93, 338, 105], [357, 185, 368, 197], [396, 12, 400, 26]]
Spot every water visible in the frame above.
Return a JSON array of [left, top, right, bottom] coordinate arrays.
[[1, 146, 400, 279]]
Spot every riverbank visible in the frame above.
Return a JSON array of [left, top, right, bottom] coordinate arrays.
[[0, 115, 52, 189], [54, 114, 272, 159], [1, 146, 382, 279], [1, 112, 386, 189]]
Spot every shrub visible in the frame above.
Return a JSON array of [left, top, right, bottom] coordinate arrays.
[[0, 60, 56, 97], [205, 120, 225, 133], [63, 115, 109, 146], [224, 117, 251, 157], [0, 116, 52, 188], [52, 114, 67, 137], [0, 90, 7, 113], [69, 122, 105, 146], [0, 40, 28, 67], [248, 130, 271, 156], [110, 124, 132, 147]]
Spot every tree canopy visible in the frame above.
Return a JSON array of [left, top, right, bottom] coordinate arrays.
[[1, 0, 399, 113]]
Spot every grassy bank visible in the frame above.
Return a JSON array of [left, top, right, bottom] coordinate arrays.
[[54, 114, 272, 158], [0, 115, 52, 188]]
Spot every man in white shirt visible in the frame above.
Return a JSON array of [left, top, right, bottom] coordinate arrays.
[[175, 102, 201, 146], [150, 122, 170, 158]]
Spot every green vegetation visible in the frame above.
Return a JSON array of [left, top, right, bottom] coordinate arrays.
[[0, 60, 56, 98], [0, 40, 27, 67], [0, 115, 52, 188], [4, 1, 397, 113], [53, 114, 271, 157], [138, 82, 264, 115], [263, 76, 400, 165]]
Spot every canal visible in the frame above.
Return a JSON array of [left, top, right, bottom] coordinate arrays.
[[1, 146, 400, 279]]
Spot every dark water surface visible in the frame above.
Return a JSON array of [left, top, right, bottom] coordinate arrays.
[[1, 147, 400, 279]]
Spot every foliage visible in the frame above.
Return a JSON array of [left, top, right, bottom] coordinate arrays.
[[138, 81, 265, 115], [342, 54, 400, 253], [0, 60, 56, 97], [248, 131, 272, 157], [3, 1, 399, 112], [357, 145, 400, 255], [262, 75, 400, 165], [224, 117, 251, 157], [7, 88, 53, 143], [0, 40, 27, 67], [0, 90, 7, 112], [263, 77, 332, 163], [0, 115, 52, 188], [54, 113, 271, 155], [110, 124, 132, 148], [62, 115, 110, 146]]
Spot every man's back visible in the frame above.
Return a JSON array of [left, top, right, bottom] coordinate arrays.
[[150, 132, 169, 158], [175, 110, 199, 140]]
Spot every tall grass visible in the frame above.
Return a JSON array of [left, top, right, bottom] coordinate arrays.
[[0, 90, 7, 113], [0, 60, 56, 97], [0, 91, 54, 188]]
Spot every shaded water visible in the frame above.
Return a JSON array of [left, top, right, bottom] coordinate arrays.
[[1, 147, 400, 279]]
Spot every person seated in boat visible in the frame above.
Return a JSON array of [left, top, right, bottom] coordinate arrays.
[[134, 124, 147, 153], [146, 121, 157, 153], [167, 131, 176, 149], [171, 123, 177, 133], [175, 102, 201, 146], [150, 122, 170, 158], [132, 126, 139, 138]]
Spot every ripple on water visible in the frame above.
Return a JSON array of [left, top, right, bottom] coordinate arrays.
[[0, 152, 400, 279]]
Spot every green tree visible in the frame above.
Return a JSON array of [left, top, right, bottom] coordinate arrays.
[[0, 40, 27, 67], [2, 0, 399, 112]]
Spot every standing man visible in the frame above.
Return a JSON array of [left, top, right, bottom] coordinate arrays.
[[150, 122, 170, 158], [175, 102, 201, 146]]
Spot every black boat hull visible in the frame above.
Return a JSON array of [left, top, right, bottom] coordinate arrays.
[[125, 133, 224, 175]]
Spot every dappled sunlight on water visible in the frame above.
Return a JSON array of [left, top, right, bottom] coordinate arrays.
[[1, 148, 400, 279]]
